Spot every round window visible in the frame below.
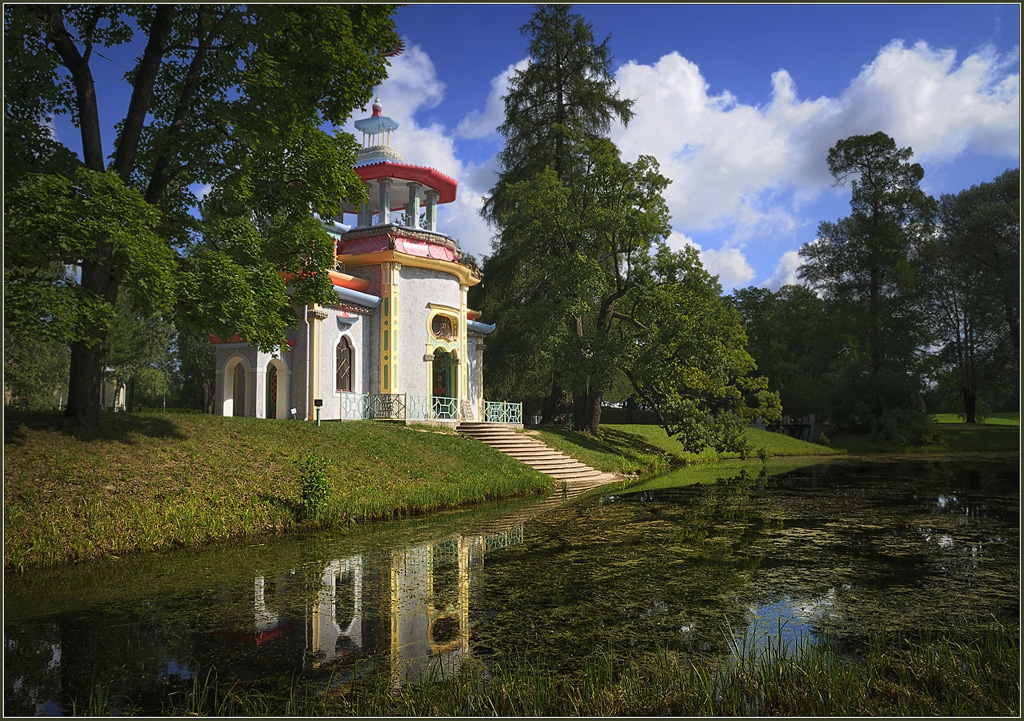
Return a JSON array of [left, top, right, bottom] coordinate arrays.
[[431, 315, 456, 340]]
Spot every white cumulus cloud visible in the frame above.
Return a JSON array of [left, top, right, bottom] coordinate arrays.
[[760, 250, 804, 291], [355, 35, 1019, 283], [456, 58, 530, 140], [609, 41, 1019, 246], [700, 246, 756, 290]]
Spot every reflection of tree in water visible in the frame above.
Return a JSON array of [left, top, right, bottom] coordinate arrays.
[[4, 619, 63, 716]]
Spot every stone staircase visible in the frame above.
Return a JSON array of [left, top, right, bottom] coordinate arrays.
[[457, 422, 624, 490]]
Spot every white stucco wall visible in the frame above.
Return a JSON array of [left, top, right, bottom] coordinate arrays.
[[215, 344, 259, 418], [397, 266, 461, 399], [466, 334, 482, 420], [322, 309, 375, 421], [215, 342, 295, 420]]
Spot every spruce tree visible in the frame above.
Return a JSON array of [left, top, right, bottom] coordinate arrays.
[[481, 5, 634, 422]]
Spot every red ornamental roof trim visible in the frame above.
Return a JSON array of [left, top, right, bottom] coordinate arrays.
[[209, 334, 297, 348], [354, 162, 457, 203]]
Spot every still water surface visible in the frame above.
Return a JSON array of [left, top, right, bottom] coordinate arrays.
[[5, 456, 1019, 715]]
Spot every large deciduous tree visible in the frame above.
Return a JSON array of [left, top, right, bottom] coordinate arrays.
[[623, 246, 782, 453], [480, 4, 778, 446], [923, 169, 1020, 422], [497, 136, 673, 434], [3, 5, 399, 435], [798, 132, 937, 444]]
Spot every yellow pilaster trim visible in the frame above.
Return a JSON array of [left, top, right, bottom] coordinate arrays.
[[308, 305, 329, 420], [377, 263, 401, 394], [459, 285, 469, 405]]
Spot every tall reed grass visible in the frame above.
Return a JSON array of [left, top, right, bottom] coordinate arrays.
[[68, 620, 1019, 717]]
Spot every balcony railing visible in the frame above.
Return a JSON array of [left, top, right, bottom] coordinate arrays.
[[339, 393, 521, 423]]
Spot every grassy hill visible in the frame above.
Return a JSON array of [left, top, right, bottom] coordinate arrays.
[[4, 410, 552, 570]]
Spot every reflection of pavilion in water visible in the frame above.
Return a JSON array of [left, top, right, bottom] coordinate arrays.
[[249, 525, 524, 683]]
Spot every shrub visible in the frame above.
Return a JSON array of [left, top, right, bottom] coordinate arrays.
[[299, 449, 331, 522]]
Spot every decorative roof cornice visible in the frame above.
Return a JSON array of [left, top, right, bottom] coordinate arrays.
[[331, 301, 375, 316], [341, 224, 460, 253]]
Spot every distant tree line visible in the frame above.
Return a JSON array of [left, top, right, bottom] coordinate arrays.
[[729, 155, 1018, 441]]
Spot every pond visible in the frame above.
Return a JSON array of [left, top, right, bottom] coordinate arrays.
[[4, 456, 1019, 715]]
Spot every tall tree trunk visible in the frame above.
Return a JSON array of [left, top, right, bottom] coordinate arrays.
[[868, 266, 882, 376], [583, 388, 603, 435], [963, 388, 977, 424], [65, 341, 105, 435], [572, 391, 588, 432], [543, 373, 568, 423]]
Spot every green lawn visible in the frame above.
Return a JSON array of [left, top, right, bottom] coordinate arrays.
[[931, 412, 1019, 426], [531, 423, 840, 477], [824, 417, 1019, 454]]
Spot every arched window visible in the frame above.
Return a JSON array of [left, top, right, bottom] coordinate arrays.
[[336, 337, 353, 392], [232, 363, 247, 417], [266, 365, 278, 419]]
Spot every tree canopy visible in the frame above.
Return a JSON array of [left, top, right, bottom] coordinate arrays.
[[4, 4, 400, 434], [797, 132, 938, 443], [480, 5, 779, 450], [922, 169, 1020, 422]]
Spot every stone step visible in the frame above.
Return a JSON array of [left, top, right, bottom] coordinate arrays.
[[518, 459, 591, 471], [456, 422, 624, 490], [497, 448, 571, 458], [547, 469, 613, 481], [477, 437, 547, 447]]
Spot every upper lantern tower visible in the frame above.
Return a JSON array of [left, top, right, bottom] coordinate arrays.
[[333, 98, 457, 233], [354, 97, 404, 166]]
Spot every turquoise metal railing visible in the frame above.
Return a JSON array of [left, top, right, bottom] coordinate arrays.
[[432, 395, 459, 420], [339, 394, 521, 423], [340, 392, 407, 420], [369, 393, 406, 420], [406, 393, 430, 420], [341, 392, 372, 420], [407, 395, 458, 420], [484, 401, 522, 424]]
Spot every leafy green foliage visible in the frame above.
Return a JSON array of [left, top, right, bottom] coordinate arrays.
[[299, 449, 332, 523], [481, 5, 636, 421], [4, 168, 174, 344], [797, 132, 937, 442], [481, 6, 777, 449], [922, 169, 1020, 422], [3, 331, 70, 410], [728, 285, 837, 419], [168, 327, 218, 412], [3, 4, 399, 433], [484, 5, 634, 221], [623, 246, 781, 454]]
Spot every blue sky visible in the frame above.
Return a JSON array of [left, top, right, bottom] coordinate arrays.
[[361, 3, 1020, 291], [44, 4, 1020, 293]]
